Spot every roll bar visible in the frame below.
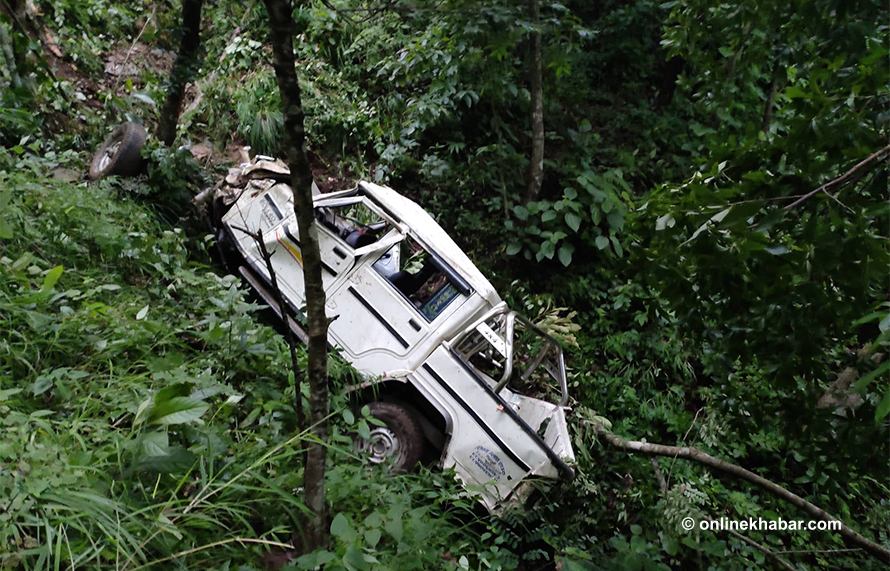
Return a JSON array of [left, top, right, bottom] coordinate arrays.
[[447, 302, 570, 407]]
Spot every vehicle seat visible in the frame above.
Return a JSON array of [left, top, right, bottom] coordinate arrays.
[[388, 262, 437, 298], [346, 230, 376, 249], [388, 271, 414, 296]]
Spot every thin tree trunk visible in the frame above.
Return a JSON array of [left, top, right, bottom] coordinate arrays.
[[592, 424, 890, 564], [156, 0, 204, 146], [1, 0, 32, 92], [248, 228, 306, 439], [0, 18, 22, 89], [262, 0, 330, 552], [524, 0, 544, 204]]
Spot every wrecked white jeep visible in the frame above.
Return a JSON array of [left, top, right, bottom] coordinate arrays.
[[212, 158, 575, 510]]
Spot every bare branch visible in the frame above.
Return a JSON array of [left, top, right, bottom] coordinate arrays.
[[242, 227, 306, 437], [784, 143, 890, 210]]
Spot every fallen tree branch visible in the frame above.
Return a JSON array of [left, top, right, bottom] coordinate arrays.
[[784, 143, 890, 210], [593, 424, 890, 564]]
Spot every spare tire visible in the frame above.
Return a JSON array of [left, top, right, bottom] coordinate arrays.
[[88, 122, 147, 180]]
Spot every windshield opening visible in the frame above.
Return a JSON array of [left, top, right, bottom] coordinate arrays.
[[315, 197, 393, 249]]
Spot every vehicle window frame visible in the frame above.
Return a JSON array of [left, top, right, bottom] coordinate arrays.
[[312, 196, 401, 255], [370, 233, 472, 324]]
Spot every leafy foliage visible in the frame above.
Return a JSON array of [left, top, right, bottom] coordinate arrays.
[[1, 0, 888, 569]]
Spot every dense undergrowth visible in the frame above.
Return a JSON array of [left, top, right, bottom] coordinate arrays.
[[1, 0, 888, 569], [0, 150, 530, 570]]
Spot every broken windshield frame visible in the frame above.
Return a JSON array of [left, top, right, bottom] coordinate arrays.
[[447, 302, 569, 407]]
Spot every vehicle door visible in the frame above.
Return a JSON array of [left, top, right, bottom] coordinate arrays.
[[325, 231, 473, 374]]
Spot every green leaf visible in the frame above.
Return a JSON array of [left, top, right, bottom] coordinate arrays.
[[540, 240, 555, 259], [591, 205, 602, 225], [136, 305, 150, 320], [357, 419, 371, 440], [155, 383, 192, 403], [595, 236, 609, 250], [295, 550, 336, 569], [148, 397, 209, 426], [331, 513, 357, 543], [764, 245, 790, 256], [331, 513, 349, 536], [41, 265, 63, 292], [32, 375, 54, 396], [513, 205, 528, 220], [384, 516, 403, 541], [880, 314, 890, 333], [505, 242, 522, 256], [365, 528, 381, 548], [558, 243, 574, 267], [363, 512, 384, 528], [786, 86, 807, 99], [876, 390, 890, 421], [542, 209, 558, 222], [606, 210, 624, 231], [854, 361, 890, 393], [0, 216, 12, 239], [719, 201, 764, 229], [342, 545, 368, 570], [138, 432, 169, 456], [133, 447, 196, 474], [342, 409, 355, 425], [610, 236, 623, 257], [565, 212, 581, 232], [656, 214, 675, 231]]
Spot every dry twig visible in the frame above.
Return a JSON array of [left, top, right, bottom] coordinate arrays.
[[784, 143, 890, 210]]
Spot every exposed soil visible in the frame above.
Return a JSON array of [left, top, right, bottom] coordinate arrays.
[[103, 41, 175, 86], [11, 8, 351, 191]]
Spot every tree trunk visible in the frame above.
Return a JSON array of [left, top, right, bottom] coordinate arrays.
[[524, 0, 544, 204], [262, 0, 330, 552], [0, 18, 22, 90], [1, 0, 34, 93], [592, 424, 890, 564], [156, 0, 204, 146]]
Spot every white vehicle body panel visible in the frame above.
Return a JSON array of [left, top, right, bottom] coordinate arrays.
[[217, 162, 575, 511]]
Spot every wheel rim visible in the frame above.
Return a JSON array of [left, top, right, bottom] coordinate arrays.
[[357, 426, 401, 464], [97, 141, 122, 173]]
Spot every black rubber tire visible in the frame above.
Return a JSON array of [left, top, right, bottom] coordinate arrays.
[[88, 122, 147, 180], [357, 401, 425, 473]]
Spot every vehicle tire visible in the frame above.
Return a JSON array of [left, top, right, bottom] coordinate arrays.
[[88, 122, 147, 180], [355, 401, 425, 473]]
